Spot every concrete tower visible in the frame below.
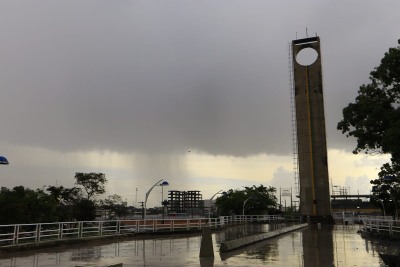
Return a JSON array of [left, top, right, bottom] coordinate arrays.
[[291, 36, 332, 223]]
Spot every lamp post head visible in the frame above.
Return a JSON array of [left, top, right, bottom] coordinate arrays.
[[160, 181, 169, 186], [0, 156, 9, 165]]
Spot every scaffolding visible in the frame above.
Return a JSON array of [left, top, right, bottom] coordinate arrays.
[[288, 42, 299, 197], [332, 186, 350, 196]]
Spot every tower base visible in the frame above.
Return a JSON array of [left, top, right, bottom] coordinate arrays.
[[302, 215, 334, 225]]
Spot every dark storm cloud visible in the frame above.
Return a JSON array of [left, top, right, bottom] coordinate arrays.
[[0, 1, 399, 157]]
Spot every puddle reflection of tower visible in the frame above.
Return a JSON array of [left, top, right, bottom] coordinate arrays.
[[302, 227, 334, 266], [291, 36, 332, 223]]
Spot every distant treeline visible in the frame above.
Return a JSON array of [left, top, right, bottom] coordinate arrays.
[[0, 172, 128, 225]]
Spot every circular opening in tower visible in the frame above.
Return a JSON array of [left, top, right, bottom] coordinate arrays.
[[296, 47, 318, 66]]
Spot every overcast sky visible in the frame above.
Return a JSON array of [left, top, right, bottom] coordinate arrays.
[[0, 1, 399, 207]]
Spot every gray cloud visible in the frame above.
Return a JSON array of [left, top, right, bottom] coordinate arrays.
[[1, 1, 399, 158]]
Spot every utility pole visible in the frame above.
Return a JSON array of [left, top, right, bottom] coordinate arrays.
[[291, 187, 293, 210], [135, 188, 138, 207]]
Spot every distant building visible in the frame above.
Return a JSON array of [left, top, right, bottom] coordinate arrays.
[[331, 195, 381, 215], [167, 190, 203, 215]]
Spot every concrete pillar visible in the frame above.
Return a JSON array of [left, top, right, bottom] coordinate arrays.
[[292, 36, 332, 223], [199, 227, 214, 258]]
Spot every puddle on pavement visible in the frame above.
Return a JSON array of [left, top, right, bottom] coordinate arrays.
[[0, 224, 391, 267]]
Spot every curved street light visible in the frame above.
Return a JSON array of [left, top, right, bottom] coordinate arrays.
[[371, 196, 386, 217], [372, 177, 397, 219], [382, 176, 398, 220], [144, 179, 163, 220], [242, 195, 257, 216], [208, 190, 223, 224]]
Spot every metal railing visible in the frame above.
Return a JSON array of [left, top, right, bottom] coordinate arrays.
[[0, 215, 283, 247]]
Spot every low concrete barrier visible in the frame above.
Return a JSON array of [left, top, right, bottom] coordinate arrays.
[[220, 223, 308, 252], [76, 264, 122, 267]]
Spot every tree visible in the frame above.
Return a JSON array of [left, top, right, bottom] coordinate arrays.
[[337, 40, 400, 214], [100, 194, 128, 219], [47, 185, 82, 205], [215, 185, 278, 216], [73, 199, 96, 221], [0, 186, 58, 224], [25, 187, 59, 223], [47, 185, 82, 221], [74, 172, 107, 200], [370, 175, 400, 216], [243, 185, 278, 214], [337, 42, 400, 157]]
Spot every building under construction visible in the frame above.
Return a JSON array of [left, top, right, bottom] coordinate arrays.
[[167, 190, 203, 214], [291, 36, 332, 223]]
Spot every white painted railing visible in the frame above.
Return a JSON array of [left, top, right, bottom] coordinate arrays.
[[0, 215, 283, 247], [358, 215, 393, 223], [228, 215, 284, 223], [359, 215, 400, 237]]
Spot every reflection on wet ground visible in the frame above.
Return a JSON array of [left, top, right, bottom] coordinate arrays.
[[0, 223, 395, 267]]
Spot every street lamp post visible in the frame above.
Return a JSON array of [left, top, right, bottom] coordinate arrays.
[[159, 181, 169, 204], [242, 195, 256, 216], [208, 190, 223, 224], [372, 196, 386, 217], [144, 179, 163, 220], [389, 195, 398, 220], [158, 181, 169, 219], [135, 188, 138, 207], [383, 175, 398, 220], [372, 176, 398, 219]]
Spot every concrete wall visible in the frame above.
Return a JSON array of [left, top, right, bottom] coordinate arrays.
[[220, 223, 308, 252]]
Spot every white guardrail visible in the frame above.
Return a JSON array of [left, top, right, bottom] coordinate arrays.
[[0, 215, 282, 247], [359, 215, 400, 237]]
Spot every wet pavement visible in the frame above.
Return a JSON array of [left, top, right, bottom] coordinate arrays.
[[0, 224, 396, 267]]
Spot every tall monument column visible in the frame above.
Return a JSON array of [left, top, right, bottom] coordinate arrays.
[[291, 36, 332, 223]]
